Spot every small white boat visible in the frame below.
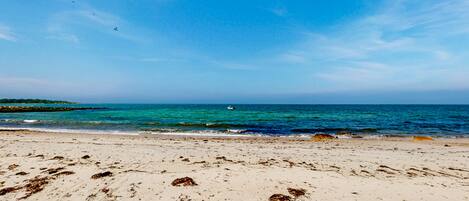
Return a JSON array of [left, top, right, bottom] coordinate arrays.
[[227, 105, 235, 110]]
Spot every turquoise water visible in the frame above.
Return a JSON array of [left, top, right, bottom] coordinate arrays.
[[1, 104, 469, 137]]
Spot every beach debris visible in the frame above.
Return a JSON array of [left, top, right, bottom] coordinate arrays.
[[129, 183, 137, 198], [171, 177, 197, 186], [53, 171, 75, 177], [50, 156, 64, 160], [287, 188, 306, 197], [336, 130, 352, 135], [100, 187, 116, 199], [216, 156, 238, 163], [376, 168, 396, 175], [101, 187, 110, 193], [182, 158, 190, 162], [0, 186, 20, 196], [269, 194, 292, 201], [378, 165, 400, 172], [216, 156, 226, 160], [91, 171, 113, 179], [283, 159, 295, 167], [376, 165, 401, 174], [20, 176, 50, 199], [0, 168, 76, 198], [43, 167, 65, 174], [448, 167, 469, 172], [311, 134, 335, 141], [413, 136, 433, 141], [8, 164, 19, 171], [351, 134, 363, 138], [81, 155, 90, 159], [15, 171, 29, 176]]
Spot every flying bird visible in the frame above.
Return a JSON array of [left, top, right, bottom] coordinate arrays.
[[113, 27, 119, 31]]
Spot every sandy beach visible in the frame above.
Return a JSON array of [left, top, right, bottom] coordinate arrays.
[[0, 130, 468, 201]]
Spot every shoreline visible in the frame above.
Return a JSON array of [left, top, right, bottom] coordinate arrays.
[[1, 126, 468, 140], [1, 130, 468, 200]]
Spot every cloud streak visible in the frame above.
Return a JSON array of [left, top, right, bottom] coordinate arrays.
[[47, 5, 148, 44], [0, 24, 16, 41], [276, 0, 469, 92]]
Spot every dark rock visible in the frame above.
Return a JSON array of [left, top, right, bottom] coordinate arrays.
[[171, 177, 197, 186], [312, 134, 335, 141], [269, 194, 292, 201]]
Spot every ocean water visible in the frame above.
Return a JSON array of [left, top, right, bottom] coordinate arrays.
[[1, 104, 469, 137]]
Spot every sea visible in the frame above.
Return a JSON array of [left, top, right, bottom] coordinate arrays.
[[1, 104, 469, 137]]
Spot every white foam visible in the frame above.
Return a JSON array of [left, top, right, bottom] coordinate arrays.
[[0, 126, 259, 137], [0, 126, 139, 135], [140, 130, 262, 138], [23, 120, 39, 123], [226, 129, 246, 133]]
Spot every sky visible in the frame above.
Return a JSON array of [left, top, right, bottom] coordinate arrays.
[[1, 0, 469, 104]]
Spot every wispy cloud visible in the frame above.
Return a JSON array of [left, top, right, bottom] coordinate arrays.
[[0, 24, 16, 42], [47, 5, 148, 44], [277, 0, 469, 92], [269, 7, 287, 17], [139, 57, 186, 63], [46, 33, 79, 43], [78, 9, 120, 27]]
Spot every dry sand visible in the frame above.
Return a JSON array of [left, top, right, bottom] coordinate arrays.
[[0, 130, 468, 201]]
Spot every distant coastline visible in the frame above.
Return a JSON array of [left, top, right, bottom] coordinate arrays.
[[0, 99, 75, 104], [0, 106, 105, 113]]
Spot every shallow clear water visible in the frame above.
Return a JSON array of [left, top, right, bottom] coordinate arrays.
[[1, 104, 469, 136]]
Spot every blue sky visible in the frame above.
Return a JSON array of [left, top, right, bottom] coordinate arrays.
[[1, 0, 469, 103]]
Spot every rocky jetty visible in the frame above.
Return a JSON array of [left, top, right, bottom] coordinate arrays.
[[0, 99, 75, 104], [0, 106, 105, 113]]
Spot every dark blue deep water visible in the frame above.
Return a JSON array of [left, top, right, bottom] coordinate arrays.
[[1, 104, 469, 137]]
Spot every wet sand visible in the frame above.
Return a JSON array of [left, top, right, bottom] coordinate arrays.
[[0, 130, 468, 200]]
